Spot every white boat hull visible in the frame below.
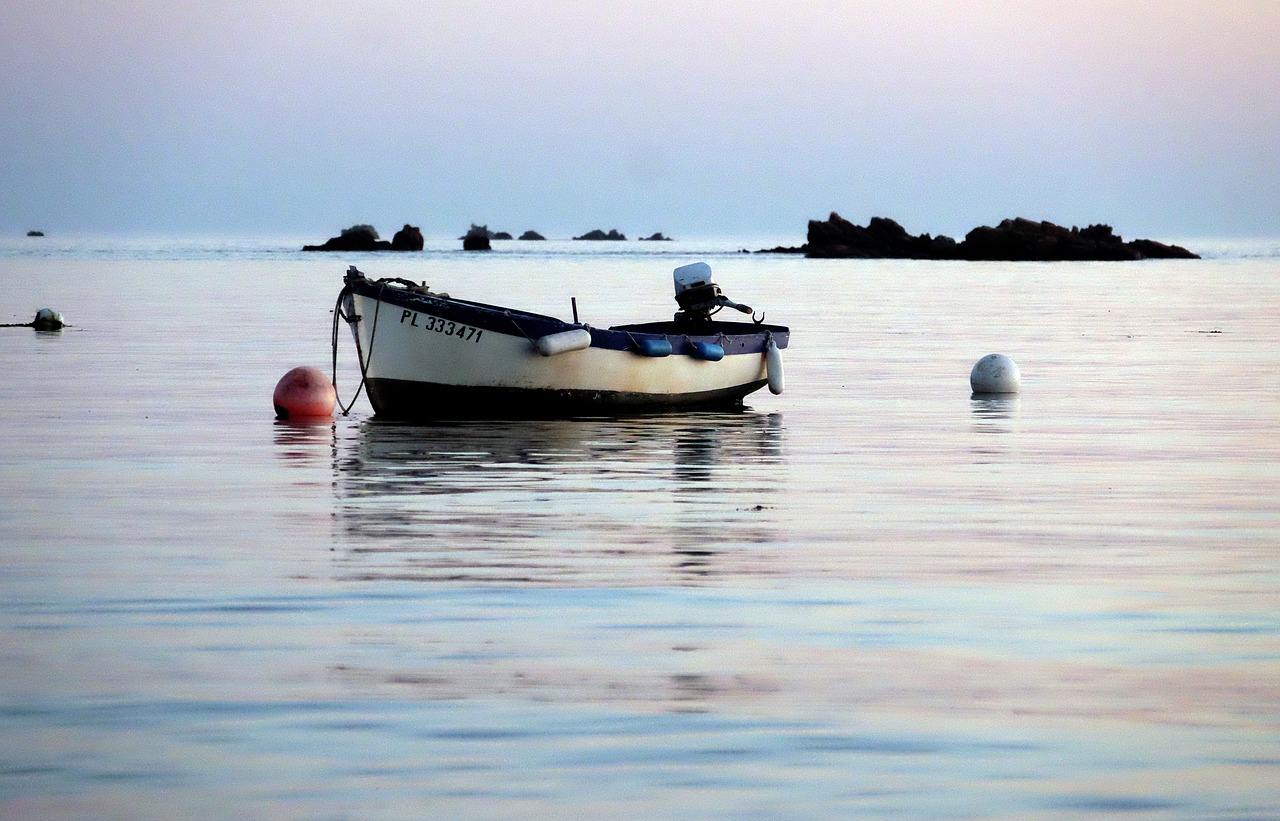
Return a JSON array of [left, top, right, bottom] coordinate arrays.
[[338, 271, 788, 418]]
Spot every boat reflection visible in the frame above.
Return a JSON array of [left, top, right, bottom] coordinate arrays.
[[333, 411, 787, 584]]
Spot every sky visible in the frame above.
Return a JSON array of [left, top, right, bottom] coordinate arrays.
[[2, 0, 1277, 240]]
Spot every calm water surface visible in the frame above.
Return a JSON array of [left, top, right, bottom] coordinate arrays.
[[1, 238, 1278, 819]]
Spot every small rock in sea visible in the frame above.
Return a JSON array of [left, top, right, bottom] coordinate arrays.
[[573, 228, 626, 241], [462, 224, 492, 251], [390, 224, 424, 251], [303, 224, 392, 252], [639, 232, 673, 241], [518, 230, 546, 241], [27, 230, 44, 237]]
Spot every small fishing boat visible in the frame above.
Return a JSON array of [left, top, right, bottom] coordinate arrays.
[[334, 262, 788, 418]]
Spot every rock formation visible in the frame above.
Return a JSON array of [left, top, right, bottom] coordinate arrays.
[[1126, 238, 1200, 259], [462, 224, 491, 251], [459, 225, 511, 239], [805, 214, 957, 259], [639, 232, 673, 241], [518, 230, 546, 240], [390, 224, 424, 251], [955, 218, 1197, 261], [763, 213, 1199, 260], [303, 224, 392, 251], [574, 228, 626, 241], [459, 224, 511, 243]]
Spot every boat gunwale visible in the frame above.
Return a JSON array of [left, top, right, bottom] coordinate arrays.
[[345, 277, 789, 357]]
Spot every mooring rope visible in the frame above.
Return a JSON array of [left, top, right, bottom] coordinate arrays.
[[331, 283, 386, 416]]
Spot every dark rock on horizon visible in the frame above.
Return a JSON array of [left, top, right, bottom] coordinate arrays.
[[518, 230, 546, 241], [390, 224, 424, 251], [303, 224, 392, 251], [574, 228, 626, 241], [462, 224, 491, 251], [456, 225, 511, 240], [26, 230, 44, 237], [458, 224, 509, 243], [1125, 237, 1200, 259], [806, 213, 957, 259], [763, 212, 1199, 260], [956, 218, 1198, 261], [639, 232, 673, 241]]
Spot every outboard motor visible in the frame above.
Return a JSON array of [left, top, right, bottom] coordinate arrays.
[[673, 262, 753, 325]]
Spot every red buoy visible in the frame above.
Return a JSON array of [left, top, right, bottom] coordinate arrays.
[[273, 366, 337, 419]]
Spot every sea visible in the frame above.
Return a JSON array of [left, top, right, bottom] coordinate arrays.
[[1, 233, 1277, 820]]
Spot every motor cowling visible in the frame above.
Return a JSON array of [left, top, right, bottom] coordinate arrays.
[[673, 262, 752, 324]]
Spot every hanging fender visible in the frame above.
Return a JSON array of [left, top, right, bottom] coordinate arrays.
[[765, 336, 784, 395], [535, 328, 593, 356]]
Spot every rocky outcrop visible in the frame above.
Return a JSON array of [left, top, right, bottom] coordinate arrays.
[[956, 218, 1197, 260], [1124, 237, 1200, 259], [639, 232, 673, 241], [458, 224, 511, 243], [390, 224, 424, 251], [462, 224, 491, 251], [303, 224, 391, 251], [518, 230, 546, 240], [805, 214, 956, 259], [763, 213, 1199, 260], [574, 228, 626, 240]]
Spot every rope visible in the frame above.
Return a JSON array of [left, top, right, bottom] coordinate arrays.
[[503, 309, 534, 342], [331, 283, 386, 416]]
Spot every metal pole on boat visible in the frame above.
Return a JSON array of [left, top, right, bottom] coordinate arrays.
[[571, 297, 579, 324]]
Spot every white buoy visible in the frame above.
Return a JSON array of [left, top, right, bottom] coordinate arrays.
[[534, 328, 592, 356], [766, 337, 784, 395], [32, 308, 64, 330], [970, 353, 1020, 394]]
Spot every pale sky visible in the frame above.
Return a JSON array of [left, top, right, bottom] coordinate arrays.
[[2, 1, 1277, 239]]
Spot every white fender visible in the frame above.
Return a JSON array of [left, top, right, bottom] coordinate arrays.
[[535, 328, 592, 356], [766, 338, 784, 395]]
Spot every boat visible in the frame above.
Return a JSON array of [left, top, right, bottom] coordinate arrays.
[[334, 262, 788, 418]]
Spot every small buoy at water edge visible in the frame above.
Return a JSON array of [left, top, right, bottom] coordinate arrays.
[[273, 366, 337, 419], [32, 308, 64, 331], [970, 353, 1020, 395], [766, 337, 784, 395]]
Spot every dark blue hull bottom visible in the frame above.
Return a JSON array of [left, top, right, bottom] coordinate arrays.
[[366, 378, 769, 419]]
